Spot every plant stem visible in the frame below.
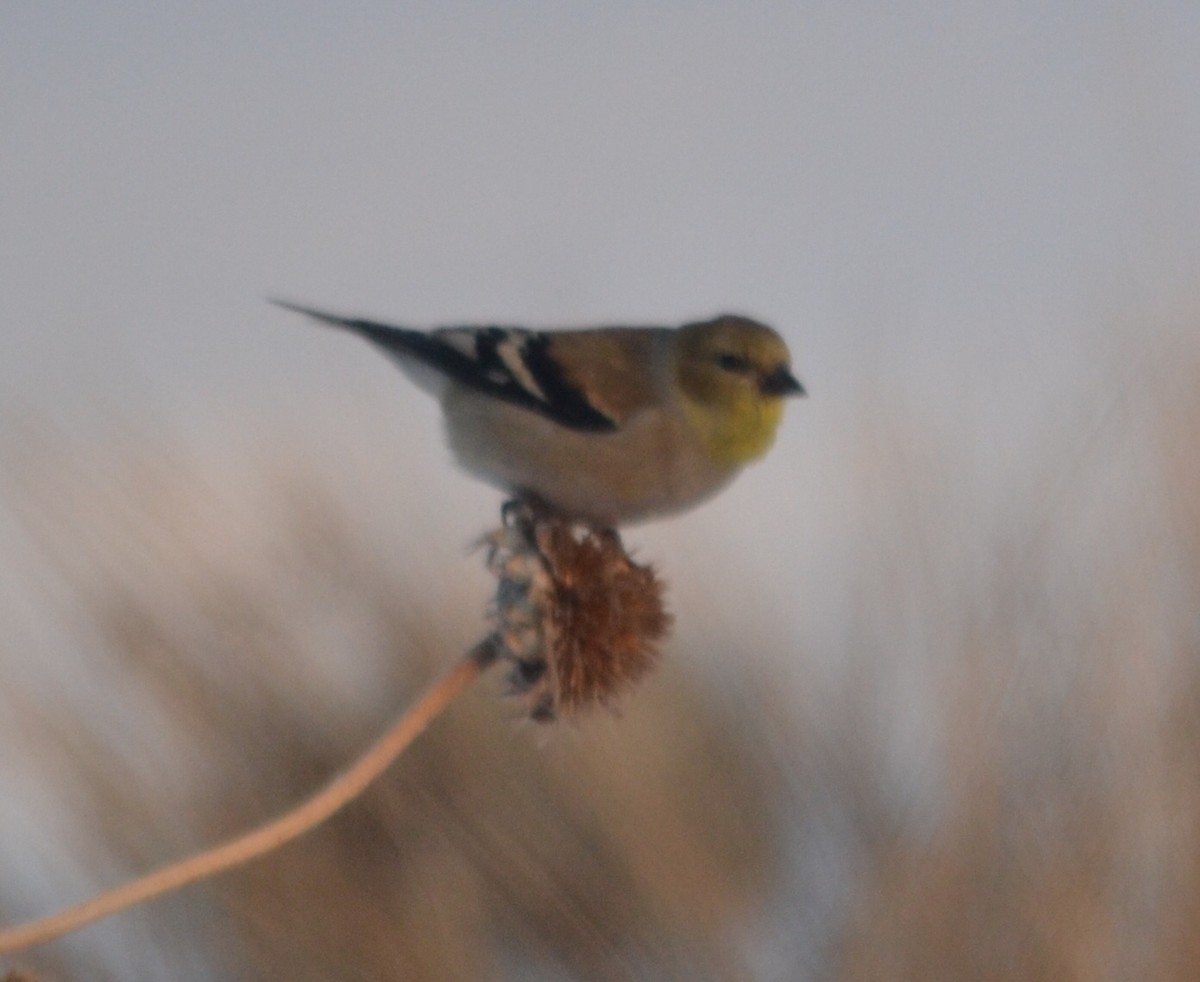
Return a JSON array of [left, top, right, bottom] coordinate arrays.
[[0, 640, 497, 954]]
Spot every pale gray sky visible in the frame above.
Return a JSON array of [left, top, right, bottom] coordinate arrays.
[[4, 2, 1197, 425]]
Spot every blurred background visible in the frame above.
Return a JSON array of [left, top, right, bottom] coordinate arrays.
[[3, 3, 1199, 979]]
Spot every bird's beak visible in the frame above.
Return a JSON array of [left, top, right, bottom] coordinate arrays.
[[761, 366, 806, 397]]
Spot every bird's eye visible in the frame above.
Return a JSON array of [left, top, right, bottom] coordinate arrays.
[[716, 352, 752, 373]]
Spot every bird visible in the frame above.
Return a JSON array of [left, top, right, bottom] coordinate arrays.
[[274, 300, 805, 526]]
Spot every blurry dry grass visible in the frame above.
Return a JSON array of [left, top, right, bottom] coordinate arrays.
[[3, 325, 1200, 980], [832, 333, 1200, 981], [0, 433, 775, 981]]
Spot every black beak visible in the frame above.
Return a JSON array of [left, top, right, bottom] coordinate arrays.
[[760, 365, 806, 397]]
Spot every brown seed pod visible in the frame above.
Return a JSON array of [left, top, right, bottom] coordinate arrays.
[[484, 501, 672, 721]]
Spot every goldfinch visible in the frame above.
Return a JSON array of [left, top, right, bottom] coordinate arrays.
[[275, 301, 805, 526]]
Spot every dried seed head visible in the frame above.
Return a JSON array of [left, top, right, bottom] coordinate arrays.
[[484, 501, 672, 722]]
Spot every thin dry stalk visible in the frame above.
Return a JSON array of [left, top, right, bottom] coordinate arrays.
[[0, 642, 497, 955]]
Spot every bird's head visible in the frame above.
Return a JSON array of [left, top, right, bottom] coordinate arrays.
[[674, 315, 805, 467]]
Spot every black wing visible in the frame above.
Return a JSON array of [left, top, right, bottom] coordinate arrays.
[[273, 300, 618, 432]]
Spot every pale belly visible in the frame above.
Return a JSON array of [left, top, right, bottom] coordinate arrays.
[[440, 388, 736, 525]]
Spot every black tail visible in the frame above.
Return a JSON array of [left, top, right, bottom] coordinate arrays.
[[269, 298, 430, 351], [269, 298, 483, 387]]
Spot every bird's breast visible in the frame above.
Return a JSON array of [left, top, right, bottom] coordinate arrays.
[[439, 386, 736, 524]]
